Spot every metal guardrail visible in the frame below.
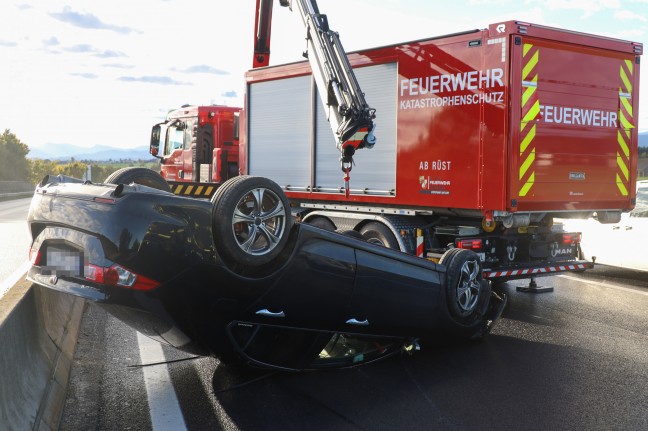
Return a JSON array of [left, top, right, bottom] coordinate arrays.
[[0, 181, 34, 199], [0, 181, 33, 193]]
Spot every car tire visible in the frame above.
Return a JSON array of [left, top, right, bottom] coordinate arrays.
[[360, 222, 400, 250], [105, 167, 171, 192], [211, 176, 293, 266], [440, 248, 489, 327]]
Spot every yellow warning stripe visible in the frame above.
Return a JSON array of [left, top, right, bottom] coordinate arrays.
[[619, 63, 633, 94], [519, 173, 535, 197], [521, 78, 537, 107], [620, 97, 633, 117], [616, 174, 628, 196], [519, 148, 536, 180], [520, 124, 536, 153], [521, 51, 538, 81], [519, 43, 539, 198], [619, 109, 634, 130], [170, 183, 217, 198], [616, 152, 629, 180], [616, 59, 634, 196], [522, 100, 540, 124], [617, 130, 630, 158]]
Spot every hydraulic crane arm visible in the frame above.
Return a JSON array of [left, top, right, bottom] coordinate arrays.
[[253, 0, 276, 68], [289, 0, 376, 157], [253, 0, 377, 193]]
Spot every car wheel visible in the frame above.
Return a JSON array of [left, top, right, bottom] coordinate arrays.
[[360, 222, 400, 250], [306, 216, 336, 231], [211, 176, 293, 266], [440, 248, 488, 326], [105, 167, 171, 192]]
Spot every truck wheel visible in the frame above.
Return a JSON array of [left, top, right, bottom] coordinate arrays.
[[306, 216, 336, 231], [105, 167, 171, 192], [440, 248, 488, 326], [342, 230, 365, 240], [211, 176, 293, 266], [360, 222, 399, 250]]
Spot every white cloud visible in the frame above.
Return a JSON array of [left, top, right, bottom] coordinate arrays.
[[614, 9, 648, 21], [1, 0, 647, 149], [542, 0, 621, 18]]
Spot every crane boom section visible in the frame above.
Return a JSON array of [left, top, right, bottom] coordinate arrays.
[[291, 0, 376, 154]]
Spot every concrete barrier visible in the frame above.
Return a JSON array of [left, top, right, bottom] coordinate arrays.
[[0, 277, 85, 430]]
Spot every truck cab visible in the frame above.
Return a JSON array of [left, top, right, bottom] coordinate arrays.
[[150, 105, 240, 196]]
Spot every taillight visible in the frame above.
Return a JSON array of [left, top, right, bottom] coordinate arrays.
[[29, 247, 42, 265], [85, 263, 159, 291], [562, 233, 581, 245], [456, 238, 483, 251]]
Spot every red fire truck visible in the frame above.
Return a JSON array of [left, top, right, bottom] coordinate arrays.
[[149, 19, 642, 286]]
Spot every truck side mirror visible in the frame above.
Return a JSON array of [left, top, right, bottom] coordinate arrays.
[[150, 125, 162, 158]]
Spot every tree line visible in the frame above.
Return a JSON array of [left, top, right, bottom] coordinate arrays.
[[3, 128, 648, 184], [1, 129, 157, 184], [640, 146, 648, 159]]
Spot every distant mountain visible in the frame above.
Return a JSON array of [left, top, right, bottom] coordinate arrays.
[[27, 133, 648, 161], [28, 144, 153, 162]]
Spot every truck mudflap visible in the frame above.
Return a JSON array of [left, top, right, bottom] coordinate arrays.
[[483, 260, 593, 281], [167, 181, 222, 199]]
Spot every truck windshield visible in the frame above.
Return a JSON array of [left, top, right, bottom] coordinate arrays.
[[166, 126, 184, 155]]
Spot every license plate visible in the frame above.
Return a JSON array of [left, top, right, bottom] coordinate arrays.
[[46, 247, 82, 276]]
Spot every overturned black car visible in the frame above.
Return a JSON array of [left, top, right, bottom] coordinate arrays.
[[27, 171, 506, 371]]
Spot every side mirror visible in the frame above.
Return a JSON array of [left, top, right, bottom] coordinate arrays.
[[150, 124, 162, 158]]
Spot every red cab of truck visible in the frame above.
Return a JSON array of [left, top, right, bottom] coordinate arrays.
[[150, 105, 240, 197]]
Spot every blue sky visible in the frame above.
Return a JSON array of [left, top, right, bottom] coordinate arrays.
[[1, 0, 647, 151]]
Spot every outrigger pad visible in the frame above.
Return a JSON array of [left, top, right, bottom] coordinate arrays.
[[516, 278, 554, 294]]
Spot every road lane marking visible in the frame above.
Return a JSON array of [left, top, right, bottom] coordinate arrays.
[[0, 260, 30, 301], [137, 332, 188, 431], [558, 274, 648, 297]]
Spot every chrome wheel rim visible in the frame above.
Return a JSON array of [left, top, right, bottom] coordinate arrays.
[[455, 259, 481, 313], [231, 187, 287, 256]]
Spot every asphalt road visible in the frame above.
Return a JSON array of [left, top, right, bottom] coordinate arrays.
[[59, 267, 648, 431], [3, 198, 646, 429]]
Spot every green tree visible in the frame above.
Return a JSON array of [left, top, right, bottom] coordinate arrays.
[[0, 129, 30, 181], [639, 147, 647, 158], [29, 159, 60, 185], [54, 160, 87, 178]]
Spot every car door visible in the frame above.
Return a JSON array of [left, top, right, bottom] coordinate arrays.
[[247, 233, 357, 331], [346, 247, 444, 335]]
